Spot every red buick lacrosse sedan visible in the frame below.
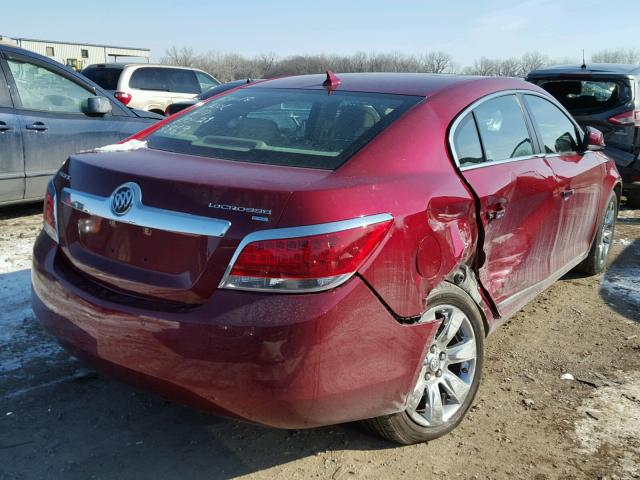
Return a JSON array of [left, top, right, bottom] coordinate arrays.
[[32, 72, 620, 444]]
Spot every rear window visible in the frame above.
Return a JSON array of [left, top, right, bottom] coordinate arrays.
[[146, 88, 422, 169], [538, 79, 632, 114], [82, 67, 122, 90], [129, 67, 200, 94]]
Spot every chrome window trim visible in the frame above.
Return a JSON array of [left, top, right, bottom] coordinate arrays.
[[449, 89, 583, 171], [219, 213, 393, 293], [62, 184, 231, 237]]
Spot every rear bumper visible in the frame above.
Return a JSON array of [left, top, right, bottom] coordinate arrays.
[[32, 233, 439, 428]]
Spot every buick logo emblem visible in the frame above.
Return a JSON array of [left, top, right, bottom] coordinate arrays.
[[110, 184, 136, 216]]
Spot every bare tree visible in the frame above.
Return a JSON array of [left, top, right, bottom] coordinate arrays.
[[161, 47, 198, 67], [422, 51, 453, 73], [158, 46, 635, 83], [591, 49, 640, 64], [519, 52, 549, 76], [464, 57, 498, 76]]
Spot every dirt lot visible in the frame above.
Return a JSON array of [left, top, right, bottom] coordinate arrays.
[[1, 201, 639, 480]]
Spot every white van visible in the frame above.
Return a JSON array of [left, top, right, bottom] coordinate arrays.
[[82, 64, 219, 115]]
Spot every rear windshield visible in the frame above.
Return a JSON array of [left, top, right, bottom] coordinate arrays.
[[146, 88, 422, 169], [537, 79, 631, 114], [82, 67, 122, 90]]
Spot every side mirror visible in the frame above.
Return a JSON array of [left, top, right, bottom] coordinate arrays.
[[582, 126, 605, 152], [84, 96, 112, 116]]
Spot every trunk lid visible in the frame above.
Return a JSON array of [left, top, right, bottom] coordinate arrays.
[[58, 148, 330, 303]]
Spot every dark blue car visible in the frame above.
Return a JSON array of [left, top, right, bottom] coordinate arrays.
[[0, 44, 160, 206]]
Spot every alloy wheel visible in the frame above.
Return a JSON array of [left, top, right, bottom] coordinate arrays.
[[407, 305, 478, 428], [597, 198, 616, 266]]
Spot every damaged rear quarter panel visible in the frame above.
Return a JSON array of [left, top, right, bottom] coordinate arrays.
[[278, 102, 482, 320]]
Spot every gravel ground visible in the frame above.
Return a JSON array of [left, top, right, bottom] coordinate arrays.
[[0, 201, 639, 480]]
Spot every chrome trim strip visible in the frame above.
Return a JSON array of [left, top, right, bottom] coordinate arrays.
[[459, 155, 534, 171], [222, 273, 354, 294], [62, 185, 231, 237], [219, 213, 393, 293]]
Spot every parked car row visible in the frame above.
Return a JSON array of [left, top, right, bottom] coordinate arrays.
[[527, 64, 640, 207], [81, 63, 220, 116], [33, 71, 620, 444], [0, 44, 161, 206], [164, 78, 261, 116]]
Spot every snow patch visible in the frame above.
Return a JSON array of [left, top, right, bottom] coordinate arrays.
[[601, 238, 640, 307], [92, 139, 147, 153], [575, 373, 640, 477], [0, 227, 64, 374], [614, 238, 631, 246]]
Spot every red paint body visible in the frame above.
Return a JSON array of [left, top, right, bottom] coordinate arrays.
[[32, 73, 621, 428]]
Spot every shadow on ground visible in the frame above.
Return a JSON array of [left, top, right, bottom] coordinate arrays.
[[1, 365, 394, 480], [0, 268, 394, 480], [0, 201, 42, 221]]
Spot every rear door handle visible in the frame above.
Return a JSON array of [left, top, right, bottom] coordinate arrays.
[[561, 189, 574, 200], [26, 121, 48, 132], [486, 205, 506, 221], [0, 121, 12, 132]]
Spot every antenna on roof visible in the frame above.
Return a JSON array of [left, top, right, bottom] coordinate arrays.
[[322, 70, 341, 92], [581, 49, 587, 69]]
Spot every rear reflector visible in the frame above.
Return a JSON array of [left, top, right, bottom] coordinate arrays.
[[43, 181, 58, 243], [608, 110, 640, 127], [220, 215, 393, 292], [114, 91, 132, 106]]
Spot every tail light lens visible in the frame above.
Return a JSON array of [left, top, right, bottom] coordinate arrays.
[[114, 91, 132, 106], [43, 181, 58, 243], [608, 110, 640, 127], [220, 214, 393, 292]]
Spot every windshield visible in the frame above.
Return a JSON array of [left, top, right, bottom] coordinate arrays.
[[147, 88, 422, 169], [538, 79, 631, 114], [81, 67, 122, 91]]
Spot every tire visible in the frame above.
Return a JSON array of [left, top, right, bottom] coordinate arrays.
[[576, 191, 617, 275], [627, 189, 640, 209], [362, 283, 485, 444]]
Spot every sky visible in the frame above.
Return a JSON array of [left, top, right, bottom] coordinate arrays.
[[2, 0, 638, 66]]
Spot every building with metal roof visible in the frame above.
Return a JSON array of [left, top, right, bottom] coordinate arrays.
[[0, 35, 149, 71]]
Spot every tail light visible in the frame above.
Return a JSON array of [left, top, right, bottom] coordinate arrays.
[[608, 110, 640, 127], [114, 91, 132, 106], [43, 181, 58, 243], [220, 214, 393, 292]]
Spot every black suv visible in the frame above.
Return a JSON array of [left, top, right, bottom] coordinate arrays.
[[527, 64, 640, 207]]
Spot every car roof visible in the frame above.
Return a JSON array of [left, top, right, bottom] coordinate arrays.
[[83, 63, 207, 72], [528, 63, 640, 78], [250, 72, 530, 96]]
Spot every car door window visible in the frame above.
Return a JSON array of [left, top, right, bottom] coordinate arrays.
[[195, 71, 218, 92], [166, 69, 200, 94], [525, 95, 580, 154], [474, 95, 534, 162], [453, 113, 484, 167], [7, 58, 91, 113], [130, 68, 168, 91]]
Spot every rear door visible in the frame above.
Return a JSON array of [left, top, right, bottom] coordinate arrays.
[[522, 93, 605, 264], [0, 53, 24, 204], [452, 93, 560, 316], [3, 52, 148, 200]]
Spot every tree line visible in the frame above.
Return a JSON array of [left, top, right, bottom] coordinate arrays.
[[161, 47, 640, 83]]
